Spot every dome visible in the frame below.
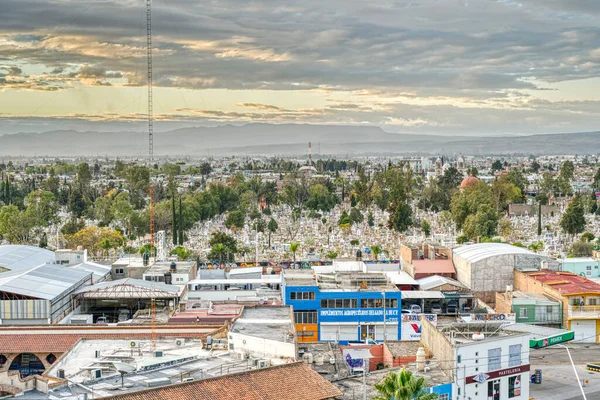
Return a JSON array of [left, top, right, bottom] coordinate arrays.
[[457, 156, 464, 163], [460, 175, 479, 189]]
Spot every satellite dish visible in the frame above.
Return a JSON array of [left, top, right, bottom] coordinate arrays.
[[113, 362, 136, 373]]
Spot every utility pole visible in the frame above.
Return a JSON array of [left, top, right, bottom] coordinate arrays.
[[382, 291, 387, 345]]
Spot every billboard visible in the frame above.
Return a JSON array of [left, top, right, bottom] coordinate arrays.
[[401, 314, 437, 341], [319, 308, 399, 323]]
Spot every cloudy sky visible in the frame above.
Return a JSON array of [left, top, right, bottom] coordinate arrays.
[[2, 0, 600, 135]]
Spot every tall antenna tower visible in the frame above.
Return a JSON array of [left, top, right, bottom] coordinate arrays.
[[308, 141, 312, 166], [146, 0, 157, 353]]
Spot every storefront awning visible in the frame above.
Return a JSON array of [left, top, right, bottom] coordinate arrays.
[[503, 323, 574, 348]]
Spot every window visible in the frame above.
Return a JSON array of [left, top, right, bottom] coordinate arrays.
[[290, 292, 314, 300], [587, 266, 592, 271], [509, 344, 521, 367], [385, 298, 398, 308], [115, 268, 124, 274], [360, 298, 384, 308], [438, 394, 449, 400], [294, 311, 317, 324], [457, 355, 461, 364], [488, 348, 501, 371], [546, 305, 554, 313], [508, 375, 522, 398], [321, 299, 357, 308], [590, 299, 597, 306], [519, 307, 528, 318]]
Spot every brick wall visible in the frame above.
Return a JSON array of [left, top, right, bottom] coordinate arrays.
[[495, 292, 513, 314]]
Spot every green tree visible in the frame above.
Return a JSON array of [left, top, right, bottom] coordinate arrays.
[[326, 250, 339, 260], [207, 232, 238, 262], [0, 205, 34, 243], [94, 195, 114, 226], [24, 190, 59, 227], [462, 204, 499, 240], [225, 210, 245, 230], [111, 192, 133, 235], [170, 246, 195, 260], [352, 168, 373, 209], [491, 178, 521, 212], [373, 368, 439, 400], [450, 181, 493, 230], [570, 240, 594, 257], [267, 218, 278, 246], [367, 211, 375, 227], [200, 162, 213, 177], [491, 159, 503, 171], [349, 207, 364, 225], [74, 163, 92, 198], [125, 165, 150, 209], [370, 244, 383, 261], [289, 241, 300, 267], [581, 232, 595, 243], [421, 219, 431, 237], [560, 196, 586, 238], [338, 210, 352, 227]]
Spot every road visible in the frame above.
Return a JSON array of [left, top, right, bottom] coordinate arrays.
[[530, 344, 600, 400]]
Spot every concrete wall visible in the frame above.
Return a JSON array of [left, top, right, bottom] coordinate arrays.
[[228, 331, 296, 361], [509, 204, 561, 217], [495, 292, 513, 314], [420, 318, 455, 380]]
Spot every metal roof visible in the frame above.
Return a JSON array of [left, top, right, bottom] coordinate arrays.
[[71, 262, 111, 283], [452, 243, 536, 264], [72, 278, 182, 299], [0, 245, 54, 272], [0, 264, 91, 301], [401, 290, 445, 299], [417, 275, 468, 291]]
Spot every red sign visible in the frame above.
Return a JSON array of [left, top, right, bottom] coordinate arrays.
[[466, 365, 530, 384]]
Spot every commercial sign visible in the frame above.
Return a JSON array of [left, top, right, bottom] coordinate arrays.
[[400, 314, 438, 341], [530, 331, 575, 348], [343, 348, 373, 370], [469, 313, 515, 322], [319, 308, 399, 323], [466, 365, 530, 384]]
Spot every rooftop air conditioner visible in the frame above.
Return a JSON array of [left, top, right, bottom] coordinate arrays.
[[175, 338, 185, 346], [257, 360, 270, 369]]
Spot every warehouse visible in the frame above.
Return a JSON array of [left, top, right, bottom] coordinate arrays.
[[0, 264, 92, 324], [452, 243, 556, 303]]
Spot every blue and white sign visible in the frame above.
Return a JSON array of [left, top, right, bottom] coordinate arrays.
[[319, 308, 399, 323]]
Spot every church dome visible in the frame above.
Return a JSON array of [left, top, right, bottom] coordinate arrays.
[[460, 175, 479, 189]]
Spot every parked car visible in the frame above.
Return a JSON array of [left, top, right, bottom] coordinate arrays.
[[401, 309, 415, 315], [446, 300, 458, 314], [430, 303, 443, 314], [407, 304, 422, 313], [96, 316, 108, 324], [118, 309, 130, 322]]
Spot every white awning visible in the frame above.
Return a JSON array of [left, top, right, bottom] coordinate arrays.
[[401, 291, 445, 299]]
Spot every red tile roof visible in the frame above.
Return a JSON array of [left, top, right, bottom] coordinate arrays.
[[412, 259, 456, 274], [100, 362, 342, 400], [525, 270, 600, 295]]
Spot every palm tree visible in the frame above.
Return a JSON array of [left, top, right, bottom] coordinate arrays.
[[373, 369, 439, 400], [289, 241, 300, 268], [370, 244, 383, 261]]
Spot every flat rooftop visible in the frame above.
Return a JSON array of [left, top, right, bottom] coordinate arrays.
[[283, 270, 317, 286], [231, 306, 294, 342], [145, 261, 196, 274], [525, 270, 600, 295], [437, 322, 530, 345], [317, 272, 399, 292]]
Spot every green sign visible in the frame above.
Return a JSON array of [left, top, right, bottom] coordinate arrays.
[[530, 331, 575, 348]]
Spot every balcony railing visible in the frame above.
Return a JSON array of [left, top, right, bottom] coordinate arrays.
[[568, 305, 600, 319]]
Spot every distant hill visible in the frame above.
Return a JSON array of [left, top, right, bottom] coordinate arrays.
[[0, 124, 599, 156]]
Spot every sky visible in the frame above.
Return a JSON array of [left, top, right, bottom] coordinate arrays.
[[2, 0, 600, 135]]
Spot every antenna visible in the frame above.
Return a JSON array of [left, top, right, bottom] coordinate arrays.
[[308, 141, 312, 166], [146, 0, 157, 353]]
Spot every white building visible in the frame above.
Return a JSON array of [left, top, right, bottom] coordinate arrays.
[[422, 320, 531, 400], [228, 306, 296, 364]]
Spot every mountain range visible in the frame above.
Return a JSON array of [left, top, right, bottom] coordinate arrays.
[[0, 124, 599, 157]]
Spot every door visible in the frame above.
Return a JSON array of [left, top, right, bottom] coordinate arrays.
[[360, 324, 375, 340], [571, 320, 597, 343], [487, 379, 500, 400]]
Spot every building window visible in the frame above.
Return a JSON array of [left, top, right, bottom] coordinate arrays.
[[546, 305, 554, 313], [360, 299, 384, 308], [290, 292, 315, 300], [488, 348, 501, 371], [438, 394, 449, 400], [294, 311, 317, 324], [509, 344, 521, 367], [519, 307, 528, 318], [385, 298, 398, 308], [115, 268, 124, 275], [590, 299, 598, 306], [508, 375, 522, 398], [320, 299, 357, 308], [587, 266, 592, 271]]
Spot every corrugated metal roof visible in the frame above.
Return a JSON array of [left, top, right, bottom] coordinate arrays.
[[452, 243, 535, 263], [73, 278, 181, 296], [417, 275, 468, 291], [401, 290, 445, 299], [0, 264, 91, 300], [71, 262, 111, 283], [0, 245, 54, 272]]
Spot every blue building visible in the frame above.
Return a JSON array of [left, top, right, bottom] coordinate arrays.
[[283, 269, 402, 342]]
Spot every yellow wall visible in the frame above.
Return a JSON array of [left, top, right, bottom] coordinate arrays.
[[295, 324, 318, 342]]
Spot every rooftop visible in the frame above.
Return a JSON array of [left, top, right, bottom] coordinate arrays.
[[0, 244, 54, 272], [99, 362, 342, 400], [230, 306, 294, 342], [416, 275, 468, 291], [412, 259, 456, 275], [317, 272, 399, 292], [71, 261, 112, 283], [0, 263, 91, 300], [437, 322, 530, 345], [144, 261, 196, 275], [525, 270, 600, 295], [453, 243, 536, 263], [283, 270, 317, 286], [72, 278, 183, 299], [505, 290, 560, 303]]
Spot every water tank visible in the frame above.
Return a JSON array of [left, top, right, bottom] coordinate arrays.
[[314, 354, 324, 366], [329, 357, 336, 365], [266, 267, 273, 275], [170, 262, 177, 272], [472, 332, 485, 341], [303, 353, 313, 364], [164, 271, 172, 284], [416, 347, 426, 371]]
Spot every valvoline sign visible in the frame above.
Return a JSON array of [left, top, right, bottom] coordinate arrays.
[[401, 314, 437, 341]]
